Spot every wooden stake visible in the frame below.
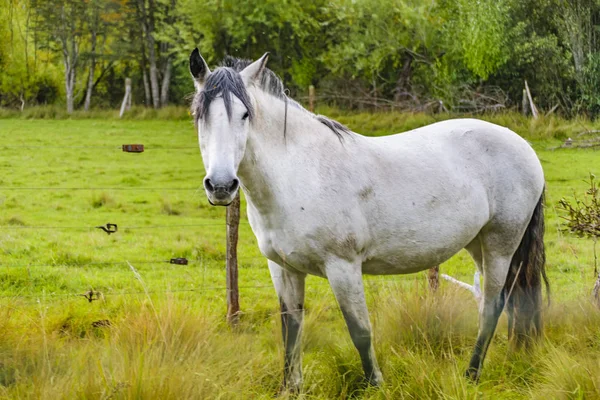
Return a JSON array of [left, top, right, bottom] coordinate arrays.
[[226, 192, 241, 325], [524, 80, 538, 119], [427, 266, 439, 292], [309, 85, 315, 112]]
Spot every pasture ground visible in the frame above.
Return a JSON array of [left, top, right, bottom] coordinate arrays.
[[0, 113, 599, 399]]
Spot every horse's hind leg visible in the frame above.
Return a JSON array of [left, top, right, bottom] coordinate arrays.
[[465, 236, 483, 273], [466, 250, 511, 382], [325, 257, 384, 386], [268, 260, 306, 392], [466, 236, 518, 345]]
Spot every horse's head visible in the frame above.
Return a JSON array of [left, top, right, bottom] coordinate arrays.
[[189, 48, 268, 206]]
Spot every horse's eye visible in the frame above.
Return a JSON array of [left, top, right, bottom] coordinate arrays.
[[242, 112, 249, 121]]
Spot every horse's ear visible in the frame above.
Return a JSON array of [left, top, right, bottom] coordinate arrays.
[[189, 48, 210, 90], [240, 52, 269, 84]]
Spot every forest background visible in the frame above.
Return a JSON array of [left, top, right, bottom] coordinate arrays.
[[2, 0, 600, 117]]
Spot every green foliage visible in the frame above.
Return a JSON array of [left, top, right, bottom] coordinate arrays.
[[5, 0, 600, 114], [575, 53, 600, 116], [558, 173, 600, 274], [0, 0, 62, 108], [448, 0, 510, 79], [489, 0, 574, 112], [322, 0, 447, 99], [558, 173, 600, 240]]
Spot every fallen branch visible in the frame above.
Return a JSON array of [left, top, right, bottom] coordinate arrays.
[[576, 130, 600, 138], [441, 271, 482, 304], [545, 103, 559, 117], [550, 137, 600, 150]]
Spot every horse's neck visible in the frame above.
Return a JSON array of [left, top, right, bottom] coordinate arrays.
[[237, 91, 339, 213]]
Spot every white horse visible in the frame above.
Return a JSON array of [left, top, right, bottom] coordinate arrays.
[[189, 49, 548, 390]]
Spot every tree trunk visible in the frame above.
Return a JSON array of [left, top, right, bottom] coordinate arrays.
[[83, 29, 97, 111], [158, 1, 175, 108], [64, 61, 76, 114], [147, 0, 160, 109], [142, 68, 151, 106], [160, 56, 172, 107], [148, 48, 160, 109], [136, 0, 151, 107], [394, 53, 413, 103], [59, 4, 79, 114], [138, 0, 159, 109]]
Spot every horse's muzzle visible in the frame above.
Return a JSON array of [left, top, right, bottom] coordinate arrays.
[[204, 176, 239, 206]]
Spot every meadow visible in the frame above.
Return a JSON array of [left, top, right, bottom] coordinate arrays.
[[0, 111, 599, 399]]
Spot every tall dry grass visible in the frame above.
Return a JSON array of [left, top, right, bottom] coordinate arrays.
[[0, 285, 599, 399]]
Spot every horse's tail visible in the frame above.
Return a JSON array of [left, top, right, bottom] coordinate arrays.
[[504, 190, 549, 346]]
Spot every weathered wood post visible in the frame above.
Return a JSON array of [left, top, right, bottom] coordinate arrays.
[[119, 78, 132, 118], [127, 85, 132, 111], [593, 272, 600, 308], [427, 265, 440, 291], [309, 85, 315, 112], [226, 192, 241, 325], [524, 80, 538, 119]]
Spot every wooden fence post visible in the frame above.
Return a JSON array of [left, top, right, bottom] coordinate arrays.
[[226, 192, 241, 325], [428, 265, 440, 291], [119, 78, 132, 118], [309, 85, 315, 112]]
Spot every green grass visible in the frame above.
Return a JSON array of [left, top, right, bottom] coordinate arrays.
[[0, 115, 599, 399], [0, 105, 192, 121]]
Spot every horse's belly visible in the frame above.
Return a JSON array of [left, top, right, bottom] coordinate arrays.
[[361, 241, 466, 275], [360, 203, 487, 275], [362, 259, 428, 275]]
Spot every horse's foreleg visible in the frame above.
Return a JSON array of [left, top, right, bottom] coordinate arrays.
[[268, 260, 306, 392], [326, 258, 384, 386], [466, 255, 509, 382]]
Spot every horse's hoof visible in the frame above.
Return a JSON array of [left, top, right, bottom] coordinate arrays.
[[464, 367, 480, 383], [277, 383, 301, 397], [367, 371, 385, 387]]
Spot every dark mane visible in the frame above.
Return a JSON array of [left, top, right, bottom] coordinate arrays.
[[221, 56, 286, 101], [192, 55, 350, 139], [192, 67, 254, 124]]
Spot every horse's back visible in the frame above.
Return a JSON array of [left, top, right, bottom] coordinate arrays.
[[369, 118, 543, 196], [400, 118, 545, 212]]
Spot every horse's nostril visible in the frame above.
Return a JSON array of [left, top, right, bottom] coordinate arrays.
[[229, 179, 239, 192], [204, 178, 215, 192]]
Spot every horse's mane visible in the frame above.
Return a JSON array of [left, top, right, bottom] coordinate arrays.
[[192, 55, 350, 140]]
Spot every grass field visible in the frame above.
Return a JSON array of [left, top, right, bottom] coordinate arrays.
[[0, 113, 599, 399]]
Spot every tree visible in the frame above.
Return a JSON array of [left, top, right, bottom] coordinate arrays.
[[81, 0, 123, 111], [0, 0, 61, 109], [82, 0, 100, 111], [32, 0, 87, 113], [322, 0, 449, 105]]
